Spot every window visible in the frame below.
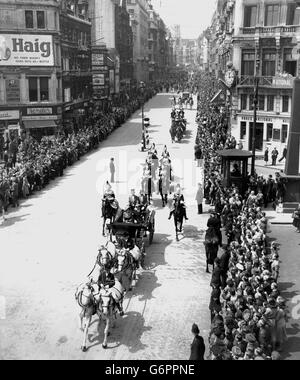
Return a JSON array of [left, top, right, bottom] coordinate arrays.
[[265, 4, 280, 26], [40, 78, 49, 101], [282, 124, 288, 143], [241, 94, 247, 110], [267, 95, 275, 111], [28, 77, 49, 102], [284, 49, 297, 77], [249, 94, 254, 110], [242, 51, 255, 76], [37, 11, 45, 29], [262, 51, 276, 76], [282, 96, 289, 112], [29, 77, 38, 102], [267, 123, 273, 141], [25, 10, 34, 28], [286, 2, 300, 25], [240, 122, 247, 140], [273, 129, 281, 141], [244, 6, 257, 27], [258, 95, 265, 111]]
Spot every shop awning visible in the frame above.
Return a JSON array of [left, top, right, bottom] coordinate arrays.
[[23, 120, 58, 129]]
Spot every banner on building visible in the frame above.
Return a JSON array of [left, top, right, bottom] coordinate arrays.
[[92, 53, 104, 66], [93, 74, 105, 86], [0, 34, 54, 66]]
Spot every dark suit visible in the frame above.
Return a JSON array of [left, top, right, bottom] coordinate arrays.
[[190, 335, 205, 360]]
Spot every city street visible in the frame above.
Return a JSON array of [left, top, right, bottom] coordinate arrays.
[[0, 93, 212, 360]]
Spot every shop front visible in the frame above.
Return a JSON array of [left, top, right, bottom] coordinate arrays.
[[234, 114, 290, 156], [0, 109, 21, 143], [21, 106, 62, 140]]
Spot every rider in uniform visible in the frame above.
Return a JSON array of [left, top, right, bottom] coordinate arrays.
[[102, 181, 117, 217], [168, 185, 189, 221], [98, 266, 124, 316]]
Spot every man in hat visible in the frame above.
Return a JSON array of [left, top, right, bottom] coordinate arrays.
[[189, 323, 205, 360]]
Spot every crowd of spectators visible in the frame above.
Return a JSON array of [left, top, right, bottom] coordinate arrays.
[[195, 73, 288, 360], [0, 86, 157, 219]]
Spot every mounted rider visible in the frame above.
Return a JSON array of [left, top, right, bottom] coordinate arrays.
[[101, 181, 118, 217], [168, 185, 189, 221], [97, 265, 124, 316]]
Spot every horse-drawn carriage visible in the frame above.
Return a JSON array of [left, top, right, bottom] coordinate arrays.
[[107, 207, 155, 251]]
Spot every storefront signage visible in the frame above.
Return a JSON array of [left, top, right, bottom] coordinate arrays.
[[27, 107, 52, 115], [0, 110, 19, 120], [22, 115, 59, 121], [241, 116, 273, 122], [5, 78, 20, 102], [273, 77, 294, 87], [93, 74, 105, 86], [92, 53, 104, 66], [0, 34, 54, 66]]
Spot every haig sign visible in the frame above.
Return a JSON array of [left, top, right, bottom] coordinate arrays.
[[0, 34, 54, 66]]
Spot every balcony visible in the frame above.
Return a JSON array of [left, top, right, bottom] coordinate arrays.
[[240, 25, 300, 37], [238, 75, 295, 88]]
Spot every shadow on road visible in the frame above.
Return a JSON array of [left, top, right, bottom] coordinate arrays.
[[88, 311, 152, 354], [0, 213, 30, 228]]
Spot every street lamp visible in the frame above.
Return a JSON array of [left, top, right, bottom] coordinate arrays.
[[139, 81, 146, 151], [251, 59, 260, 176]]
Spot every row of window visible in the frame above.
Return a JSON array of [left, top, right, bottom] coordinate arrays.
[[25, 10, 46, 29], [240, 94, 290, 113], [61, 24, 90, 45], [240, 122, 288, 143], [241, 49, 297, 77], [244, 3, 300, 27]]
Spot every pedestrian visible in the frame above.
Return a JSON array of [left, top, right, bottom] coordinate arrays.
[[189, 323, 205, 360], [238, 141, 243, 150], [278, 146, 287, 163], [109, 158, 115, 183], [195, 183, 204, 214], [264, 148, 269, 166], [271, 148, 279, 166]]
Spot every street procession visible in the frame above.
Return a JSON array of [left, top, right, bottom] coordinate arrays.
[[1, 0, 300, 364]]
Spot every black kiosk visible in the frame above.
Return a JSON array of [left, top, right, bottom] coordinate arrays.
[[217, 149, 252, 195]]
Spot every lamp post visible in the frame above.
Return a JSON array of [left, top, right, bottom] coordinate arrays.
[[139, 81, 146, 151], [251, 76, 259, 176]]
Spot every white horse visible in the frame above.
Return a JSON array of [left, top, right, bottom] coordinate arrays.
[[75, 278, 125, 351]]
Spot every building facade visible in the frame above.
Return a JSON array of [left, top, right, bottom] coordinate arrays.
[[204, 0, 300, 157], [115, 0, 134, 85], [60, 0, 92, 129], [0, 0, 62, 138], [127, 0, 150, 83]]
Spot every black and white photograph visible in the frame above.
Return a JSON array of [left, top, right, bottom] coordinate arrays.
[[1, 0, 300, 363]]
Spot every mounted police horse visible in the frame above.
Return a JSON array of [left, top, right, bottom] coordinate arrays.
[[204, 227, 220, 273]]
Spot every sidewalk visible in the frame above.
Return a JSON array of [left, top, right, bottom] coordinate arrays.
[[265, 207, 293, 225], [255, 158, 286, 172]]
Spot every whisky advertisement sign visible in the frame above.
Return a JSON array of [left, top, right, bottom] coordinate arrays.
[[0, 34, 54, 66]]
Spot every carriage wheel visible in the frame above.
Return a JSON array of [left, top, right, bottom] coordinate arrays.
[[149, 219, 155, 245]]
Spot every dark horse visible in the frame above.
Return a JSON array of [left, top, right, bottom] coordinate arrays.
[[173, 199, 185, 241], [102, 198, 121, 236], [204, 227, 220, 273]]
